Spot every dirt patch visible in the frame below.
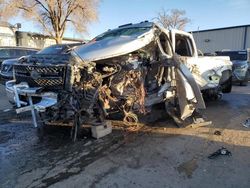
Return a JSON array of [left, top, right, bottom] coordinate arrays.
[[177, 159, 198, 178]]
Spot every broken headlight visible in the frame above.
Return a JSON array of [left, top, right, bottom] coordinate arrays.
[[239, 64, 248, 69], [208, 74, 220, 83]]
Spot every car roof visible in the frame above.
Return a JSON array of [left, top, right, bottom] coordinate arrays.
[[0, 46, 40, 51], [92, 21, 155, 41], [101, 21, 154, 35], [216, 50, 247, 54], [117, 21, 153, 29], [47, 43, 85, 48], [217, 50, 247, 53]]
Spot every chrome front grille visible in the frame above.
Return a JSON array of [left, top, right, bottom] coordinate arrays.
[[14, 64, 66, 90]]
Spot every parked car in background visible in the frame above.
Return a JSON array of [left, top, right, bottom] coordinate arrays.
[[0, 46, 39, 81], [0, 46, 38, 65], [36, 42, 84, 55], [0, 43, 83, 81], [216, 50, 249, 86]]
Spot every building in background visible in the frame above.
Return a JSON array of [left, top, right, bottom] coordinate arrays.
[[0, 22, 84, 49], [15, 31, 85, 49], [0, 22, 17, 46], [192, 24, 250, 54]]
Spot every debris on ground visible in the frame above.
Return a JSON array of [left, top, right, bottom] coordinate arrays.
[[91, 121, 112, 139], [214, 130, 222, 135], [208, 147, 232, 159], [242, 118, 250, 128], [186, 117, 212, 128]]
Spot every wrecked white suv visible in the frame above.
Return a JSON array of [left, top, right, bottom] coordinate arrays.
[[6, 22, 211, 140]]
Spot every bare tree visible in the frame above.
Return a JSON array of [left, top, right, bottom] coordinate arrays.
[[0, 0, 17, 20], [156, 9, 190, 30], [0, 0, 99, 43]]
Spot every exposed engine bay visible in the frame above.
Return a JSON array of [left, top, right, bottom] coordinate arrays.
[[6, 22, 207, 141]]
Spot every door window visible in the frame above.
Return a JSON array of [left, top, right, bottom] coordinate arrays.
[[175, 34, 194, 57]]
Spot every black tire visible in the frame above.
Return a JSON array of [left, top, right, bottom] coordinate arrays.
[[222, 76, 232, 93], [240, 81, 248, 86], [248, 69, 250, 81], [240, 71, 249, 86]]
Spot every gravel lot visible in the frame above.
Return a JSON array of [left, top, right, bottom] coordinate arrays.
[[0, 83, 250, 188]]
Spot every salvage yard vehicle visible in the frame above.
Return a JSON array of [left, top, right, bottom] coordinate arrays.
[[169, 30, 233, 99], [0, 46, 38, 81], [0, 46, 38, 66], [6, 21, 210, 141], [216, 50, 249, 86], [0, 43, 83, 82]]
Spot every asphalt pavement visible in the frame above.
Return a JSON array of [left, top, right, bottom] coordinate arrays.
[[0, 84, 12, 112], [0, 84, 250, 188]]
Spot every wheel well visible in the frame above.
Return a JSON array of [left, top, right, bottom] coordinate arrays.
[[219, 70, 232, 85]]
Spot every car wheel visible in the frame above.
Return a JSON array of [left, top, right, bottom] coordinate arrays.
[[222, 76, 232, 93], [240, 71, 249, 86], [240, 81, 248, 86]]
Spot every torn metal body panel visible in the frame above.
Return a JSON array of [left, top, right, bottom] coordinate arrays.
[[170, 29, 233, 98], [5, 22, 207, 139], [187, 56, 232, 90]]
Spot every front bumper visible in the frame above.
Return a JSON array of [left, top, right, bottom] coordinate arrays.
[[0, 64, 13, 80], [232, 68, 248, 81], [0, 71, 13, 83], [5, 80, 58, 127]]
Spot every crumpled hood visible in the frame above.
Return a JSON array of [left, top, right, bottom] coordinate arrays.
[[73, 31, 155, 62]]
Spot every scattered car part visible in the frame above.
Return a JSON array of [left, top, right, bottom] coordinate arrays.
[[214, 130, 222, 135], [208, 147, 232, 159], [242, 118, 250, 128], [185, 118, 212, 128], [91, 121, 112, 139]]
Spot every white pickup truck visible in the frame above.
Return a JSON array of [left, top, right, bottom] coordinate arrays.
[[5, 22, 232, 135], [168, 29, 233, 99]]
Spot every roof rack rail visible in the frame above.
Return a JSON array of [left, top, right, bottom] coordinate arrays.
[[118, 23, 132, 28]]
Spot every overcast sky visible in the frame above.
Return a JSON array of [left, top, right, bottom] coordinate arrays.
[[10, 0, 250, 40]]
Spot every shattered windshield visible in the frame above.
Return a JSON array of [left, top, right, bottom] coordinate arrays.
[[216, 51, 247, 61], [93, 27, 151, 41]]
